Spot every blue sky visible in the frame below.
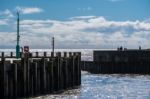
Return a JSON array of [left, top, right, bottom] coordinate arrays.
[[0, 0, 150, 49], [1, 0, 150, 21]]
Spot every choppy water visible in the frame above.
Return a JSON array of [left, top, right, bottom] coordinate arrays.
[[31, 71, 150, 99]]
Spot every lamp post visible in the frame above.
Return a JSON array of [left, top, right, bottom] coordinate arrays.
[[16, 12, 20, 58]]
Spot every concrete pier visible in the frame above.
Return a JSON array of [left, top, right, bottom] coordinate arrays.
[[81, 50, 150, 74], [0, 52, 81, 99]]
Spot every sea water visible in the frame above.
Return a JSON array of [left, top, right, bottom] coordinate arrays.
[[1, 49, 150, 99], [32, 71, 150, 99]]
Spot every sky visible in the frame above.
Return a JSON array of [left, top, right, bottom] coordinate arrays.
[[0, 0, 150, 49]]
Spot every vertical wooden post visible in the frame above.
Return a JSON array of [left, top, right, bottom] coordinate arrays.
[[58, 52, 63, 90], [50, 58, 54, 92], [20, 52, 22, 58], [51, 52, 54, 57], [36, 52, 38, 58], [69, 52, 73, 87], [32, 62, 38, 95], [7, 61, 13, 98], [74, 52, 78, 86], [63, 52, 68, 89], [21, 54, 29, 96], [2, 52, 4, 58], [72, 52, 76, 86], [57, 52, 61, 90], [44, 52, 47, 57], [27, 56, 30, 96], [29, 53, 32, 58], [36, 60, 40, 95], [77, 52, 81, 85], [6, 54, 10, 98], [40, 58, 47, 94], [53, 52, 60, 91], [64, 52, 67, 57], [10, 52, 13, 58], [12, 63, 18, 98], [0, 53, 6, 99]]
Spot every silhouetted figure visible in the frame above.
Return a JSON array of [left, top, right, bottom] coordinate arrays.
[[139, 46, 141, 50]]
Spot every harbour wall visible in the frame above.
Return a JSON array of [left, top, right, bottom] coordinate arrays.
[[81, 50, 150, 74], [0, 52, 81, 99]]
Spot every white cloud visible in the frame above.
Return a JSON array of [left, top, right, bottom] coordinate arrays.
[[15, 6, 43, 14], [0, 19, 9, 25], [70, 16, 96, 20], [0, 16, 150, 49], [0, 9, 14, 18]]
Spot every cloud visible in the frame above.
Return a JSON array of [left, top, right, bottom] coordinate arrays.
[[0, 19, 9, 25], [15, 6, 43, 14], [0, 16, 150, 49], [0, 9, 14, 26], [70, 16, 97, 20], [0, 9, 14, 18]]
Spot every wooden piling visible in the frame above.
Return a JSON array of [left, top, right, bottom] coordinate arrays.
[[36, 52, 38, 58], [41, 58, 47, 94], [48, 58, 54, 92], [0, 51, 81, 98], [44, 52, 47, 57], [63, 52, 68, 89], [12, 63, 17, 98], [10, 52, 13, 58], [0, 57, 6, 99], [77, 52, 81, 85]]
